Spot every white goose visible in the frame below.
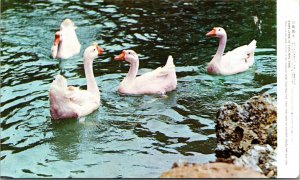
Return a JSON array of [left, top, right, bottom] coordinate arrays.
[[49, 43, 104, 120], [114, 50, 177, 95], [206, 27, 256, 75], [51, 19, 81, 59]]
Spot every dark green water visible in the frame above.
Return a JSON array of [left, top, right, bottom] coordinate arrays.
[[1, 0, 276, 178]]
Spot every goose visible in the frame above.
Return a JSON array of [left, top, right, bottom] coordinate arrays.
[[206, 27, 256, 75], [51, 19, 81, 59], [49, 43, 104, 120], [114, 50, 177, 95]]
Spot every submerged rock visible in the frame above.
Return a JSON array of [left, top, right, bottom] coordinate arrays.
[[215, 94, 277, 158], [160, 162, 266, 178]]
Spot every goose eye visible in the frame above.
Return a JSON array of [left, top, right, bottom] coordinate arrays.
[[218, 29, 221, 31], [128, 52, 131, 54]]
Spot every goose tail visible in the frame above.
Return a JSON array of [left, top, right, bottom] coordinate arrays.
[[165, 55, 175, 68], [248, 40, 257, 52], [50, 74, 68, 92], [246, 40, 257, 66]]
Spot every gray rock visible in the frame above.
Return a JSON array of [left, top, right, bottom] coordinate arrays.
[[232, 144, 277, 177]]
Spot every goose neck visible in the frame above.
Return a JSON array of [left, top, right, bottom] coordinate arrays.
[[216, 34, 227, 55], [84, 57, 99, 96], [126, 60, 139, 80]]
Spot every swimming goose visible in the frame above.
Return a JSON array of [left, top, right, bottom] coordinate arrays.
[[49, 43, 104, 120], [114, 50, 177, 95], [206, 27, 256, 75], [51, 19, 81, 59]]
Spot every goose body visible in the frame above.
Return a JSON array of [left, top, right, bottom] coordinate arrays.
[[51, 19, 81, 59], [114, 50, 177, 95], [206, 27, 256, 75], [49, 43, 104, 120]]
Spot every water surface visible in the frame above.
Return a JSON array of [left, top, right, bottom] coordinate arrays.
[[1, 0, 276, 178]]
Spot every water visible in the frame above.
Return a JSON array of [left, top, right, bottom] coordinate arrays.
[[1, 0, 276, 178]]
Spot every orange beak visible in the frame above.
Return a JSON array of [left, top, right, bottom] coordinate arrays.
[[96, 45, 104, 55], [206, 28, 216, 37], [114, 50, 126, 61], [53, 33, 60, 45]]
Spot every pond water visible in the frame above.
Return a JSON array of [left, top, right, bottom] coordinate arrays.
[[1, 0, 276, 178]]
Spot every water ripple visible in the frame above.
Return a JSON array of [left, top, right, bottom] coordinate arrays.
[[1, 0, 276, 178]]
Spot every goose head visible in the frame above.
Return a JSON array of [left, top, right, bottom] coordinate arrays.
[[206, 27, 226, 38], [83, 43, 104, 61], [53, 31, 62, 45], [51, 31, 63, 58], [114, 50, 138, 64]]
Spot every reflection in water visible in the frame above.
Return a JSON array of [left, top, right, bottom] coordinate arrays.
[[1, 0, 276, 178], [49, 119, 82, 162]]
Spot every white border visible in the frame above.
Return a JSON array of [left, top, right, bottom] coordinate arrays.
[[277, 0, 299, 178]]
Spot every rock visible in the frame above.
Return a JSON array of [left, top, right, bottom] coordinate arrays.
[[215, 94, 277, 158], [267, 123, 277, 147], [232, 144, 277, 178], [160, 162, 266, 178], [160, 94, 277, 178], [267, 170, 274, 178], [215, 94, 277, 178]]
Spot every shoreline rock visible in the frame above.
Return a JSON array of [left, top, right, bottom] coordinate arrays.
[[231, 144, 277, 178], [160, 162, 266, 178], [215, 94, 277, 178], [215, 94, 277, 158], [160, 94, 277, 178]]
